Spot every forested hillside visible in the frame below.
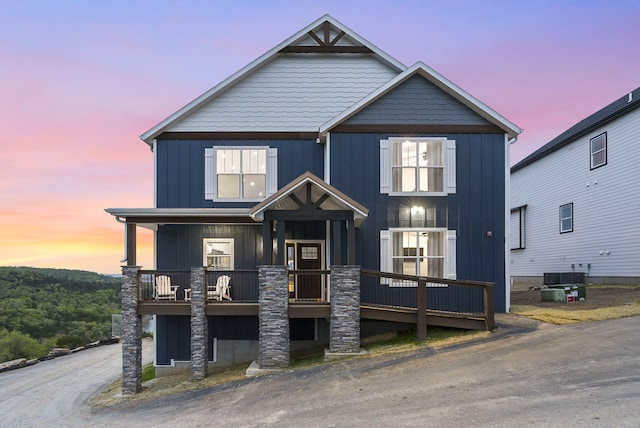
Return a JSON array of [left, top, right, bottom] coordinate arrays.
[[0, 266, 121, 362]]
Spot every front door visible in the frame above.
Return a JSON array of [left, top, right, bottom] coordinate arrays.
[[286, 241, 324, 301]]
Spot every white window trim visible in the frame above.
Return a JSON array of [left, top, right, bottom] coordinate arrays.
[[205, 146, 277, 202], [380, 137, 456, 196], [590, 132, 607, 170], [380, 228, 456, 287], [203, 238, 234, 270], [559, 203, 573, 234]]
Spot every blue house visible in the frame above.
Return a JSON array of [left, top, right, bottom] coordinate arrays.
[[107, 15, 520, 387]]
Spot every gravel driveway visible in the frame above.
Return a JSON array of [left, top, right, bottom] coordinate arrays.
[[0, 340, 153, 428], [2, 317, 639, 427]]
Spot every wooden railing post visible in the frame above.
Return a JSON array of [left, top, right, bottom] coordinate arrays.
[[417, 278, 427, 341], [484, 283, 495, 330]]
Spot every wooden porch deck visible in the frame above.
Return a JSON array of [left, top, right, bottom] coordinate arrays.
[[136, 268, 495, 332]]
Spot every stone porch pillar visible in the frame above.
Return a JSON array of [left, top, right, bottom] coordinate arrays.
[[258, 265, 290, 368], [121, 266, 142, 395], [190, 267, 208, 381], [329, 265, 361, 354]]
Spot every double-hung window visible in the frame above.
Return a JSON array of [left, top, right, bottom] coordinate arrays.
[[380, 229, 457, 283], [380, 137, 456, 195], [559, 203, 573, 234], [205, 147, 277, 201], [590, 132, 607, 169], [203, 239, 234, 270]]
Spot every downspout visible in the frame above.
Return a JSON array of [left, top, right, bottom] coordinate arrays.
[[505, 135, 518, 312], [115, 216, 128, 263]]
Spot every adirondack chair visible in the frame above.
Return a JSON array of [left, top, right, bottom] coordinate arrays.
[[155, 275, 179, 301], [208, 275, 232, 301]]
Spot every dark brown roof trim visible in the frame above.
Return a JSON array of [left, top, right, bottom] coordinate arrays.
[[330, 124, 504, 133], [157, 132, 318, 140], [279, 46, 373, 54], [123, 216, 258, 224]]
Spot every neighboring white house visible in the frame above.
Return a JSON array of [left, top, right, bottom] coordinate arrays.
[[511, 87, 640, 285]]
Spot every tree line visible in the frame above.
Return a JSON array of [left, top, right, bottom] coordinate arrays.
[[0, 266, 121, 362]]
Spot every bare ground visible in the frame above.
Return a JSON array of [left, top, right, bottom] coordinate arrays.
[[511, 284, 640, 310]]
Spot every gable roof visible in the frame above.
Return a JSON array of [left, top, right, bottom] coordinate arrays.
[[319, 61, 522, 138], [512, 86, 640, 172], [249, 172, 369, 226], [140, 14, 406, 145]]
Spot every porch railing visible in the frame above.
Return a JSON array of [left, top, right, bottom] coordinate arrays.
[[139, 270, 191, 301], [288, 269, 330, 303], [136, 269, 495, 332], [205, 270, 259, 302], [138, 269, 260, 303], [360, 269, 495, 334]]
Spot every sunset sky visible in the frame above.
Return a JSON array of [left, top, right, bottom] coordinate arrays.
[[1, 1, 638, 274]]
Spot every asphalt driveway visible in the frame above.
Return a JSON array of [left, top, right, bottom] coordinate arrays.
[[2, 316, 639, 427]]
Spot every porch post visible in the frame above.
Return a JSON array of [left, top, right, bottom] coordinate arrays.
[[126, 223, 137, 266], [258, 265, 290, 368], [332, 221, 342, 265], [329, 265, 362, 354], [347, 219, 355, 265], [276, 220, 286, 265], [262, 220, 273, 265], [121, 265, 142, 395], [190, 267, 208, 381]]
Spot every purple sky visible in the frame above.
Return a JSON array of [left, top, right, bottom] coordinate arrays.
[[1, 0, 638, 273]]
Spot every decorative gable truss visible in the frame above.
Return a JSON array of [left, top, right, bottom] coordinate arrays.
[[279, 20, 374, 54]]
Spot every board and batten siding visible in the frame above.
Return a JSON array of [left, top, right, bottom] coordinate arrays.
[[330, 132, 508, 311], [156, 139, 324, 208], [166, 54, 398, 132], [510, 107, 640, 279]]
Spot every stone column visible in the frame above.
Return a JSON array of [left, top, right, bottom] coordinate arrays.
[[329, 266, 361, 353], [121, 266, 142, 395], [190, 267, 208, 381], [258, 265, 290, 368]]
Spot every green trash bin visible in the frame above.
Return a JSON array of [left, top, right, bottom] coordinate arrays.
[[541, 288, 566, 302]]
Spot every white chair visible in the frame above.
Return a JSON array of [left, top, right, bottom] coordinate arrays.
[[208, 275, 232, 301], [155, 275, 179, 301]]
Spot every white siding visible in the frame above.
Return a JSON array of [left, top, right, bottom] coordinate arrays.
[[168, 54, 398, 132], [511, 108, 640, 279]]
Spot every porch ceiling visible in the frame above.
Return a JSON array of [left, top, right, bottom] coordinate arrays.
[[104, 207, 254, 229]]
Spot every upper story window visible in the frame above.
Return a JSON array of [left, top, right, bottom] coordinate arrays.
[[510, 205, 526, 250], [380, 138, 456, 195], [205, 147, 277, 201], [590, 132, 607, 169], [559, 203, 573, 234], [203, 238, 234, 269]]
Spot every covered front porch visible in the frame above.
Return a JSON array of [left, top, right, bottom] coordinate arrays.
[[107, 172, 369, 394]]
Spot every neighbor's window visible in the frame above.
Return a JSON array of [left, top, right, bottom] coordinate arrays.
[[510, 205, 526, 249], [559, 203, 573, 234], [205, 147, 277, 201], [203, 239, 234, 270], [590, 132, 607, 169]]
